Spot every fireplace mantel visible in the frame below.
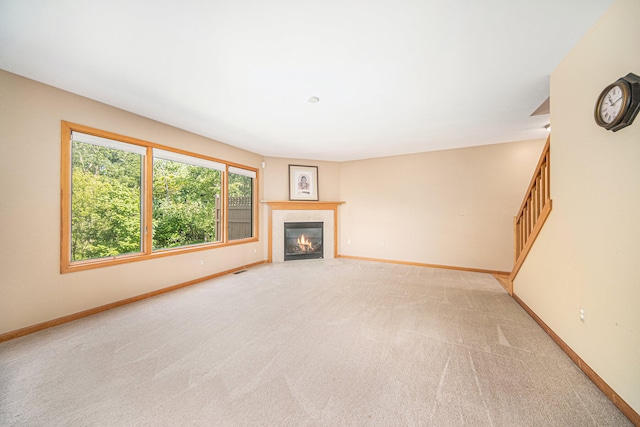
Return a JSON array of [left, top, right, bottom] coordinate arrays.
[[264, 201, 345, 210], [263, 201, 345, 263]]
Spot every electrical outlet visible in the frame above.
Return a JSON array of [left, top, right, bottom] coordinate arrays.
[[253, 248, 257, 253], [347, 238, 351, 245], [200, 259, 204, 265], [580, 308, 585, 322]]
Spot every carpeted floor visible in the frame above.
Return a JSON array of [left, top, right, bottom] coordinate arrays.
[[0, 259, 631, 426]]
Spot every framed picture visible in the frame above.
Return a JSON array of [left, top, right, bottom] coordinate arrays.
[[289, 165, 318, 201]]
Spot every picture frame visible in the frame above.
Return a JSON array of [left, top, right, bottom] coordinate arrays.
[[289, 165, 318, 201]]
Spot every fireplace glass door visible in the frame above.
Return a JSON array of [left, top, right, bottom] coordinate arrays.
[[284, 222, 323, 261]]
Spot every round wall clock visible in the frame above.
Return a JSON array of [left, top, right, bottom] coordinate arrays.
[[594, 72, 640, 132]]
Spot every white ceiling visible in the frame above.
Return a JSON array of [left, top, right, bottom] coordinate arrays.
[[0, 0, 613, 161]]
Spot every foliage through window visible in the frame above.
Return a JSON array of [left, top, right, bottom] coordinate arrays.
[[71, 133, 144, 261], [61, 123, 258, 272], [152, 150, 223, 250]]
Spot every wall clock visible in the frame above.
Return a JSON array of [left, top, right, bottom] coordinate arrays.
[[594, 72, 640, 132]]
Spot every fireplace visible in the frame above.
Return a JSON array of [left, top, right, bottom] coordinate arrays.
[[265, 201, 343, 263], [284, 222, 324, 261]]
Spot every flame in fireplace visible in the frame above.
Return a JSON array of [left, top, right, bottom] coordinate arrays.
[[297, 234, 314, 252]]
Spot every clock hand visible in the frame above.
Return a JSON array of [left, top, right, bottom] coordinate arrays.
[[611, 96, 623, 105]]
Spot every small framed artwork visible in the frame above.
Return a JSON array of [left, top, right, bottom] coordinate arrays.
[[289, 165, 318, 201]]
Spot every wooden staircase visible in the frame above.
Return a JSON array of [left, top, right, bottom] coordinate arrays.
[[506, 136, 552, 294]]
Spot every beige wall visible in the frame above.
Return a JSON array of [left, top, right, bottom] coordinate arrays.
[[0, 70, 264, 334], [261, 156, 341, 202], [338, 139, 545, 272], [514, 0, 640, 413]]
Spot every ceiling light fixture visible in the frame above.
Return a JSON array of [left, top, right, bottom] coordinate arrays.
[[308, 96, 320, 104]]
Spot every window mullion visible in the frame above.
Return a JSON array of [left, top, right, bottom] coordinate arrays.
[[143, 146, 154, 255], [222, 168, 228, 244]]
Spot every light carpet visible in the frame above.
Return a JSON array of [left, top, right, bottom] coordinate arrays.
[[0, 258, 631, 426]]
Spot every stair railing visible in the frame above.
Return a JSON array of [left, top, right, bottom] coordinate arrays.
[[509, 136, 552, 289]]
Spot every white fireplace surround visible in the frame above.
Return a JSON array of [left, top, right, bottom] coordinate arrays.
[[273, 210, 334, 263], [264, 201, 344, 263]]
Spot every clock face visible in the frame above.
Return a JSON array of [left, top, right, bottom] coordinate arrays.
[[599, 84, 625, 124]]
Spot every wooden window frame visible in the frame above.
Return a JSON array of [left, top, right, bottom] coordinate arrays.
[[60, 121, 259, 273]]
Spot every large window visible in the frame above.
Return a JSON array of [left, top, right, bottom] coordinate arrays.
[[61, 122, 258, 272]]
